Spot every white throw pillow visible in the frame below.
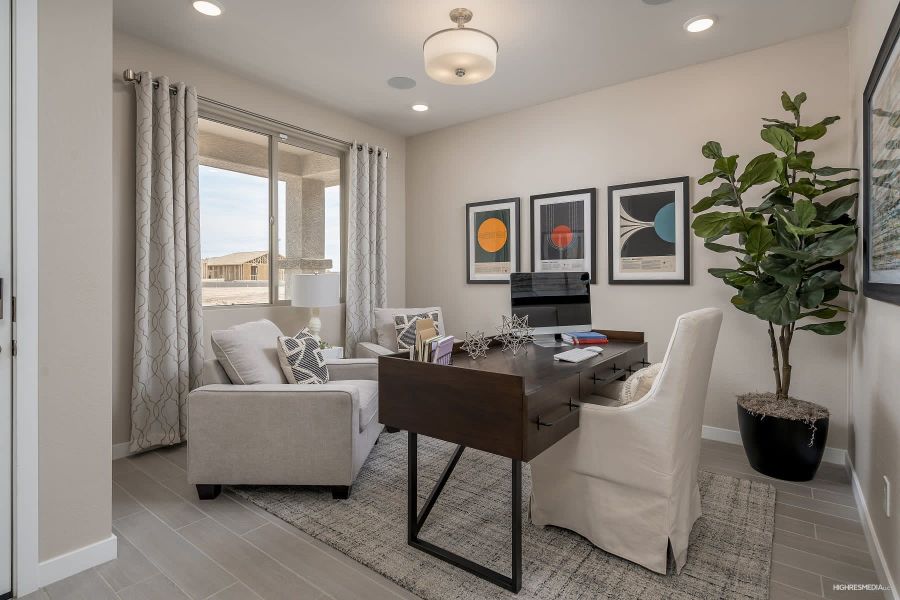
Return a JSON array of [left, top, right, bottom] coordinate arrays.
[[374, 306, 443, 351], [620, 363, 663, 405], [211, 319, 287, 385], [277, 329, 330, 384]]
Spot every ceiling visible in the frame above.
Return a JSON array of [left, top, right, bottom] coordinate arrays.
[[114, 0, 855, 137]]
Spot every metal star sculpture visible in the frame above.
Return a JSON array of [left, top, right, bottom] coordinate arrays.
[[496, 314, 535, 355], [461, 331, 491, 360]]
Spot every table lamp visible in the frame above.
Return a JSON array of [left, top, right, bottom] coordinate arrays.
[[290, 272, 340, 340]]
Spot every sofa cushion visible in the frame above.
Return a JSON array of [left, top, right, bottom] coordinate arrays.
[[277, 329, 330, 385], [340, 379, 379, 432], [211, 319, 287, 385], [374, 306, 443, 352], [620, 363, 663, 405]]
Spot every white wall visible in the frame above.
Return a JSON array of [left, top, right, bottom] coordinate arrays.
[[112, 32, 407, 446], [406, 30, 853, 447], [38, 0, 113, 562], [847, 0, 900, 589]]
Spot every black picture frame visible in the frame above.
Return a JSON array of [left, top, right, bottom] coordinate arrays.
[[607, 177, 691, 285], [529, 188, 598, 283], [862, 1, 900, 306], [465, 197, 521, 284]]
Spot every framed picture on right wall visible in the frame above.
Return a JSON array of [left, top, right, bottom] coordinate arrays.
[[863, 0, 900, 305], [607, 177, 690, 285]]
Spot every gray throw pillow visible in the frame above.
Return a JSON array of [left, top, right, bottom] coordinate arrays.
[[394, 311, 441, 350], [277, 328, 330, 384]]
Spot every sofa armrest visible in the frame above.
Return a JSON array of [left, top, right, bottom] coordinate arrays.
[[187, 383, 361, 485], [327, 358, 377, 381], [356, 341, 395, 359]]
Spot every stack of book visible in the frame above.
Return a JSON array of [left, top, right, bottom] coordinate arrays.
[[412, 318, 455, 364], [562, 331, 608, 346]]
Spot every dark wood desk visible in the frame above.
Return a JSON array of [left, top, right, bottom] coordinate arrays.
[[378, 330, 648, 593]]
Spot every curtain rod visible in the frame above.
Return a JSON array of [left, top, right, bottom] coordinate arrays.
[[122, 69, 388, 156]]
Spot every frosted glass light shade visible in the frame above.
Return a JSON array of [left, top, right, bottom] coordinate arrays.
[[291, 272, 340, 307], [424, 28, 498, 85]]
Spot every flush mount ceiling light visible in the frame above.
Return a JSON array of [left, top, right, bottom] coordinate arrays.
[[193, 0, 223, 16], [684, 15, 716, 33], [411, 104, 429, 112], [424, 8, 498, 85]]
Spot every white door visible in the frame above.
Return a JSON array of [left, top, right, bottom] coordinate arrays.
[[0, 0, 11, 597]]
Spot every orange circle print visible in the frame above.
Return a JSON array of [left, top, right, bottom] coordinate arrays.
[[477, 217, 509, 253], [550, 224, 574, 249]]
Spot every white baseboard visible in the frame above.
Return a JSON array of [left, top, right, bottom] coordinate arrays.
[[846, 455, 898, 600], [112, 442, 132, 461], [38, 533, 117, 588], [700, 425, 847, 465]]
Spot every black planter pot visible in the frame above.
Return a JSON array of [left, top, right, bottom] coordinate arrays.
[[737, 403, 829, 481]]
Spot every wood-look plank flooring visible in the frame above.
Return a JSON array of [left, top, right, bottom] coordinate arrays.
[[22, 438, 883, 599]]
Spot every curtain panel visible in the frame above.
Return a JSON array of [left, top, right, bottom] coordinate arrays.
[[345, 144, 387, 355], [130, 73, 204, 452]]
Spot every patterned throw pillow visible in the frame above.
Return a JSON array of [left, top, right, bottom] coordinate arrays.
[[620, 363, 663, 405], [394, 311, 442, 350], [276, 328, 330, 384]]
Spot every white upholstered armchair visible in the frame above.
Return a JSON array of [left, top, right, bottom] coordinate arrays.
[[529, 308, 723, 574]]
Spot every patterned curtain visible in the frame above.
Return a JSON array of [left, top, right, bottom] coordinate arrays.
[[345, 143, 387, 355], [130, 73, 204, 452]]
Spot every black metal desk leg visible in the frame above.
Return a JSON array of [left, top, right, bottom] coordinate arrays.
[[512, 458, 522, 592], [408, 431, 417, 544]]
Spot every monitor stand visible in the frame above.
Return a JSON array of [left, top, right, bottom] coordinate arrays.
[[533, 333, 570, 348]]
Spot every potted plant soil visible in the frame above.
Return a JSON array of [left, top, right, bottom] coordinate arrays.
[[692, 92, 858, 481]]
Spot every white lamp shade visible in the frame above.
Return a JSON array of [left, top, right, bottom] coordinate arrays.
[[290, 273, 340, 307], [424, 28, 497, 85]]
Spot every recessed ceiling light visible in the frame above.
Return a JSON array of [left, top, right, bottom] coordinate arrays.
[[387, 76, 417, 90], [411, 104, 429, 112], [684, 15, 716, 33], [193, 1, 223, 16]]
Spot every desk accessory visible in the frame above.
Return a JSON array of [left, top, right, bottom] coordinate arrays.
[[461, 331, 490, 360], [495, 314, 535, 355]]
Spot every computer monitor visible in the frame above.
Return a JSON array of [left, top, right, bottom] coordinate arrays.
[[510, 272, 592, 346]]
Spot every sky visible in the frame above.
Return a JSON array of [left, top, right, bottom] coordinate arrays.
[[199, 165, 340, 269]]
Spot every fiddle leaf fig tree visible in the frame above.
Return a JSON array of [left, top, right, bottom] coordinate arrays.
[[692, 92, 858, 402]]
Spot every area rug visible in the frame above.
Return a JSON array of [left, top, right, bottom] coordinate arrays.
[[232, 433, 776, 600]]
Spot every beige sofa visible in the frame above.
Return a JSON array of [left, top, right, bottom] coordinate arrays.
[[186, 320, 383, 500]]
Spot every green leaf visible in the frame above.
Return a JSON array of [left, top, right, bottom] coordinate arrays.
[[793, 92, 807, 110], [738, 153, 780, 191], [781, 91, 799, 119], [800, 307, 838, 319], [698, 171, 718, 185], [702, 141, 723, 159], [814, 166, 856, 176], [817, 178, 858, 194], [795, 199, 816, 227], [794, 123, 827, 140], [815, 194, 856, 222], [754, 284, 801, 325], [761, 126, 795, 154], [692, 195, 718, 213], [714, 155, 738, 176], [805, 270, 842, 291], [761, 255, 804, 286], [788, 179, 821, 198], [799, 287, 825, 308], [745, 223, 775, 259], [708, 268, 738, 279], [797, 321, 846, 335], [710, 182, 740, 207], [808, 226, 858, 257], [692, 211, 738, 238], [725, 271, 756, 289], [769, 246, 812, 261], [704, 241, 745, 253], [788, 151, 815, 172]]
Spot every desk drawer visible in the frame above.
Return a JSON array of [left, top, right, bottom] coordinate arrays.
[[524, 374, 580, 461]]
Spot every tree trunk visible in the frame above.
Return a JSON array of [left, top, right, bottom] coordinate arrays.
[[768, 321, 783, 399], [778, 324, 793, 400]]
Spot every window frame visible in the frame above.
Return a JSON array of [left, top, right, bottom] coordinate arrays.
[[198, 100, 348, 309]]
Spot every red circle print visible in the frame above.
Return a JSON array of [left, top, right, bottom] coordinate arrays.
[[550, 224, 574, 249]]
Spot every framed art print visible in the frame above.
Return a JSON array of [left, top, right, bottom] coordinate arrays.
[[466, 197, 520, 283], [530, 189, 597, 283], [607, 177, 690, 285], [863, 1, 900, 305]]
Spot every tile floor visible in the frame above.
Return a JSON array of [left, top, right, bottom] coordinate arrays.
[[20, 437, 883, 600]]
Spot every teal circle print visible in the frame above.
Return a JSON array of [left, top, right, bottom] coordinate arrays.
[[653, 202, 676, 243]]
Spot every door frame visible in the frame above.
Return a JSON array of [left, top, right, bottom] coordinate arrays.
[[11, 0, 39, 595]]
